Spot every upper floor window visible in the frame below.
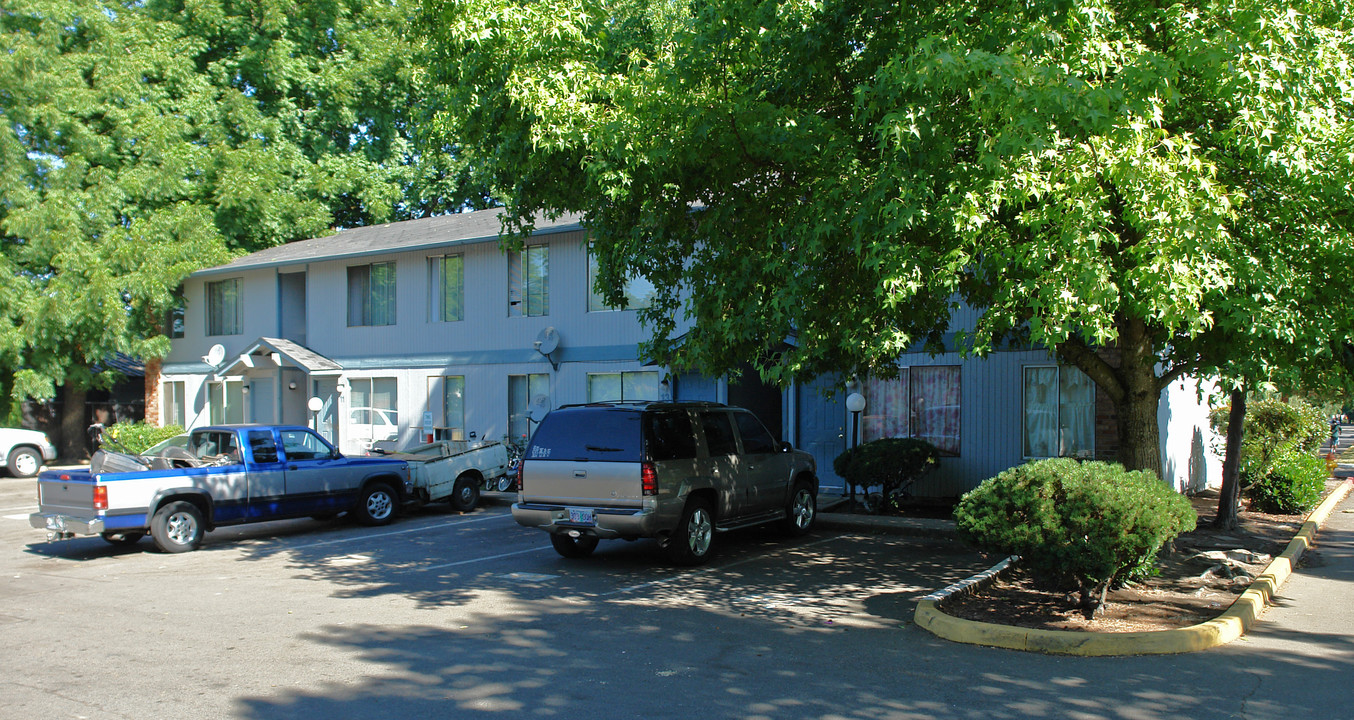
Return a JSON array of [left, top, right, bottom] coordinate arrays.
[[348, 262, 396, 327], [1023, 366, 1095, 459], [587, 252, 654, 312], [164, 295, 185, 339], [206, 278, 241, 336], [861, 366, 962, 455], [509, 245, 549, 317], [428, 254, 464, 322]]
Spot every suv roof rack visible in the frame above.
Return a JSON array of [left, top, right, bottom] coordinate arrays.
[[556, 400, 728, 410]]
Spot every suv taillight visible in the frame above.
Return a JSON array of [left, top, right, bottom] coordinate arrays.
[[516, 461, 524, 492], [93, 486, 108, 511], [641, 462, 657, 496]]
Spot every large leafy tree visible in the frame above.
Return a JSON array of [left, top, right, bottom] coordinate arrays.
[[422, 0, 1354, 476], [1, 0, 471, 455]]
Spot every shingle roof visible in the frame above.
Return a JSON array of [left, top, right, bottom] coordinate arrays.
[[193, 208, 585, 277], [215, 337, 343, 376]]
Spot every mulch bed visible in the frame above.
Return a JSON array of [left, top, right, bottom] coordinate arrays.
[[937, 484, 1335, 633]]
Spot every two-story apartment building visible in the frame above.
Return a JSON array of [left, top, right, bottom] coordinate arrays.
[[157, 208, 1222, 497]]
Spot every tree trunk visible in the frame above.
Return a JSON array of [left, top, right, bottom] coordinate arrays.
[[59, 383, 89, 461], [1215, 388, 1246, 531], [1114, 383, 1163, 477]]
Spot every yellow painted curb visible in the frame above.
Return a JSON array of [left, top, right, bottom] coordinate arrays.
[[915, 478, 1354, 656]]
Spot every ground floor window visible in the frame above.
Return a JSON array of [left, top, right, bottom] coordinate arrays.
[[349, 377, 399, 447], [1023, 365, 1095, 459], [209, 380, 245, 425], [163, 381, 186, 427], [587, 371, 659, 402], [860, 366, 961, 455], [440, 375, 466, 441], [508, 373, 550, 442]]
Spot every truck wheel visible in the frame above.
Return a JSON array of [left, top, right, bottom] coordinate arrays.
[[356, 482, 398, 526], [101, 532, 144, 546], [150, 502, 204, 553], [450, 473, 480, 512], [667, 497, 715, 566], [7, 447, 42, 478], [781, 480, 816, 536], [550, 533, 599, 558]]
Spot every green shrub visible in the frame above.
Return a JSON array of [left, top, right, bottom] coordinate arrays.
[[104, 422, 185, 454], [953, 458, 1196, 618], [833, 438, 940, 511], [1209, 397, 1329, 477], [1245, 449, 1327, 514]]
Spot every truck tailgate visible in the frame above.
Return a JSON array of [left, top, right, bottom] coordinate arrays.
[[520, 459, 642, 508], [36, 473, 96, 515]]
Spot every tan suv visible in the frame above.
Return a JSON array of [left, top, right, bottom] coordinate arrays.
[[511, 401, 818, 564]]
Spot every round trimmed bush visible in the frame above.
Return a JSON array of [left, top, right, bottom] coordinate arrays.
[[833, 438, 940, 511], [1245, 449, 1326, 514], [953, 458, 1196, 617]]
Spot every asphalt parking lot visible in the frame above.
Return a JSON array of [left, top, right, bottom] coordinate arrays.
[[3, 474, 1353, 720]]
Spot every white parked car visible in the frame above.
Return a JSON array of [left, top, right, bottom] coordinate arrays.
[[0, 428, 58, 478]]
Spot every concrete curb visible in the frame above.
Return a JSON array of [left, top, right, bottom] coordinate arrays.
[[914, 478, 1354, 656]]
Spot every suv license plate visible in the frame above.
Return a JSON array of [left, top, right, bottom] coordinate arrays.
[[567, 509, 595, 525]]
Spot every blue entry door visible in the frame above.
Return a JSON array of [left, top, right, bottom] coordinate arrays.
[[796, 375, 846, 494]]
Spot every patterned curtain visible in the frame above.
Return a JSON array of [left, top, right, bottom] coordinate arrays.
[[911, 366, 961, 455], [861, 373, 908, 442]]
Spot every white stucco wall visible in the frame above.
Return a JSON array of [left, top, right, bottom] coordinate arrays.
[[1158, 377, 1225, 493]]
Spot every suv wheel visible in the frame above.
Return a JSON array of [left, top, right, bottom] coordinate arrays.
[[667, 497, 714, 566], [782, 481, 816, 536], [550, 533, 599, 558]]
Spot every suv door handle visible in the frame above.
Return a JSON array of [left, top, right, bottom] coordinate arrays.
[[573, 470, 587, 478]]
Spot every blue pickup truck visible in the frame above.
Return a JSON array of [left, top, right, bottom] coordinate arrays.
[[30, 425, 411, 553]]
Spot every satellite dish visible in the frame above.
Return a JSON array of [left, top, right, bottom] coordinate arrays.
[[527, 396, 551, 423], [534, 327, 561, 355], [203, 344, 226, 367]]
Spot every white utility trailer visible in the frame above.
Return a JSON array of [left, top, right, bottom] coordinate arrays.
[[383, 440, 511, 511]]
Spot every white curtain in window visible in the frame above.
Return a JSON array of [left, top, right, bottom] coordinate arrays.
[[588, 374, 622, 402], [1059, 367, 1095, 457], [442, 376, 465, 438], [623, 371, 659, 401], [1024, 367, 1059, 457]]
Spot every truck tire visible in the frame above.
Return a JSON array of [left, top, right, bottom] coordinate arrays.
[[7, 446, 42, 478], [551, 533, 599, 558], [355, 482, 398, 526], [667, 497, 715, 566], [150, 501, 204, 553], [450, 473, 480, 512], [781, 480, 816, 536]]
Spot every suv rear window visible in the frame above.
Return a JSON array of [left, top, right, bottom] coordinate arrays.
[[528, 407, 643, 462]]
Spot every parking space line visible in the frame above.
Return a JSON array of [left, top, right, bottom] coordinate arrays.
[[600, 534, 851, 598], [279, 512, 514, 551], [418, 545, 552, 572], [0, 505, 36, 513]]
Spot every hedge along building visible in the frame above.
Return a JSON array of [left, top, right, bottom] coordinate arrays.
[[153, 208, 1222, 497]]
